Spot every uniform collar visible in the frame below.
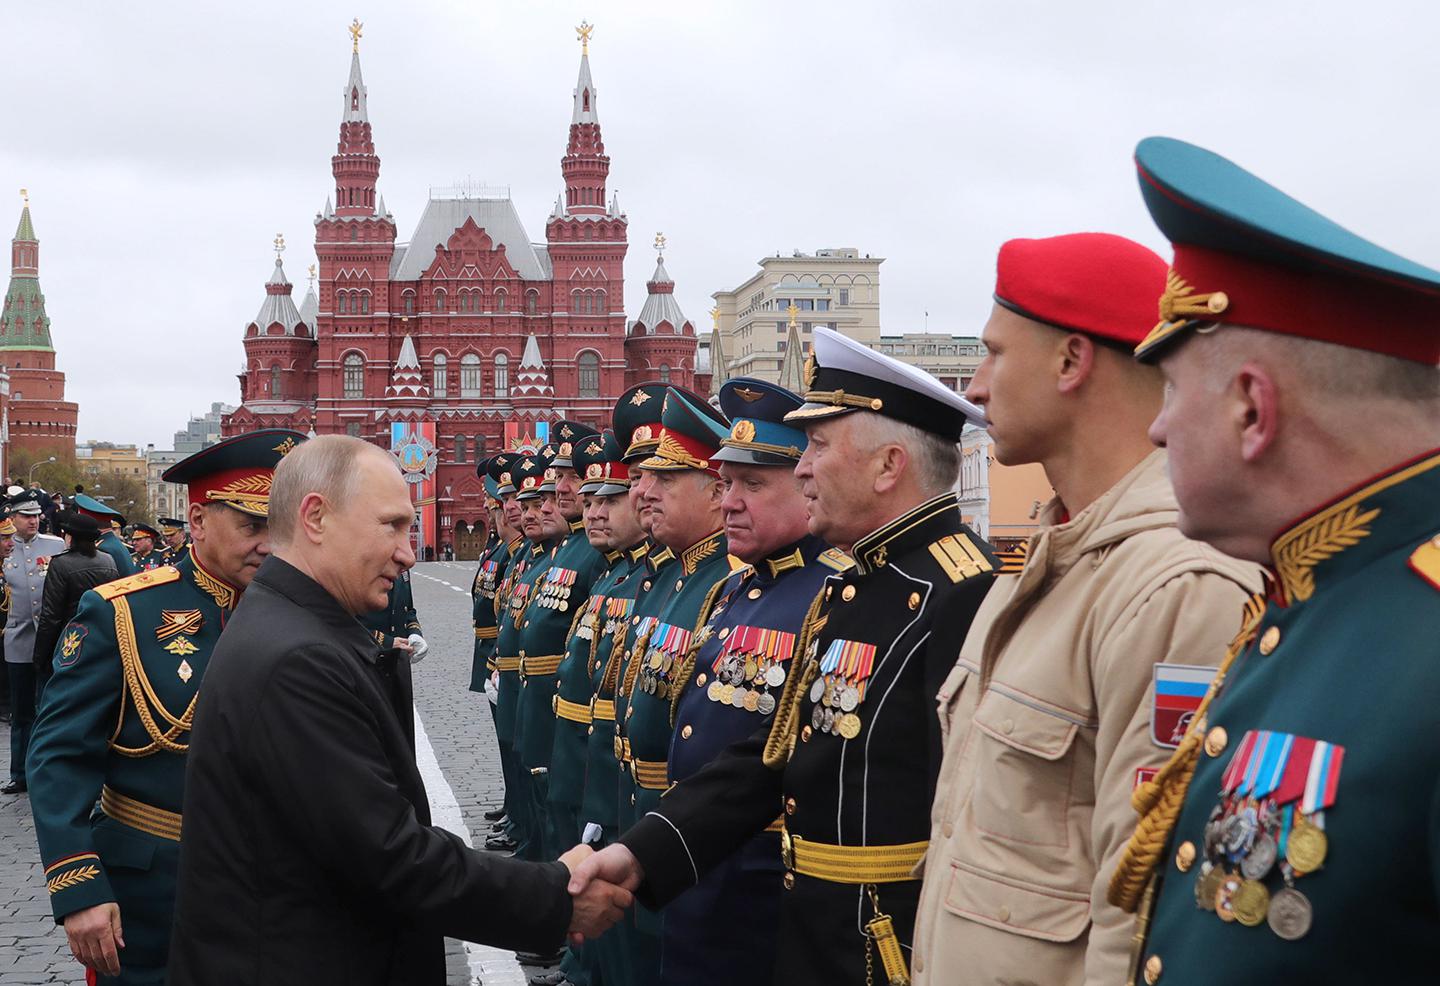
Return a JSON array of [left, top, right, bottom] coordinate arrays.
[[648, 540, 676, 570], [252, 556, 381, 660], [851, 492, 965, 575], [1269, 447, 1440, 607], [569, 517, 585, 534], [679, 530, 726, 575], [626, 541, 650, 564], [604, 548, 623, 564], [186, 546, 241, 610], [758, 533, 829, 581], [507, 536, 524, 553]]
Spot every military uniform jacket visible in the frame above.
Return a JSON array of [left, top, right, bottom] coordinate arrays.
[[582, 542, 660, 832], [494, 539, 541, 745], [516, 521, 608, 771], [159, 538, 191, 568], [99, 530, 139, 579], [659, 534, 847, 986], [469, 535, 511, 692], [621, 494, 997, 985], [359, 569, 422, 651], [3, 532, 65, 664], [1138, 450, 1440, 984], [549, 548, 630, 812], [131, 550, 166, 573], [28, 552, 240, 936]]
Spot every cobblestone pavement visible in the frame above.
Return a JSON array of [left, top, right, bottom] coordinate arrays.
[[0, 561, 536, 986]]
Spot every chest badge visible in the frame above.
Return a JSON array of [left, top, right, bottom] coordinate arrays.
[[177, 659, 194, 684], [164, 636, 199, 657], [156, 609, 204, 641], [1151, 663, 1215, 748]]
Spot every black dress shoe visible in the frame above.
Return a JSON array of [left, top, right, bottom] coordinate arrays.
[[483, 806, 506, 821], [489, 818, 509, 834], [515, 950, 562, 967], [528, 972, 571, 986], [0, 779, 27, 795], [484, 834, 518, 851]]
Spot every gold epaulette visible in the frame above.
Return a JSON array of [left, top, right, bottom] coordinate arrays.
[[727, 553, 747, 572], [817, 548, 853, 572], [927, 534, 993, 584], [94, 567, 181, 601], [1409, 535, 1440, 591]]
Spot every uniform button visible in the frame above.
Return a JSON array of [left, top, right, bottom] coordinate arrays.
[[841, 585, 856, 602], [676, 579, 685, 591], [1001, 718, 1015, 735], [587, 726, 594, 735], [1175, 841, 1196, 872], [524, 620, 530, 628], [633, 615, 641, 625], [718, 627, 730, 640], [783, 872, 795, 890], [1204, 726, 1228, 758], [1258, 625, 1281, 655], [630, 794, 636, 806], [942, 821, 954, 838], [801, 725, 813, 743], [997, 904, 1010, 923], [785, 797, 796, 815], [1143, 954, 1162, 984], [697, 673, 708, 687], [908, 592, 920, 610], [681, 725, 693, 740], [748, 588, 762, 600]]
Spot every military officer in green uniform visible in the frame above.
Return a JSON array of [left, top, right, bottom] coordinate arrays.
[[516, 421, 608, 865], [359, 567, 424, 657], [72, 495, 138, 579], [487, 453, 534, 854], [129, 525, 164, 572], [156, 519, 189, 567], [494, 450, 557, 862], [1105, 138, 1440, 984], [26, 428, 304, 984], [471, 455, 520, 830]]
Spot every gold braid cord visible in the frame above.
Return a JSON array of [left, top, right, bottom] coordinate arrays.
[[1107, 594, 1266, 911], [109, 597, 195, 756], [619, 621, 658, 700], [762, 584, 830, 769], [670, 575, 732, 725]]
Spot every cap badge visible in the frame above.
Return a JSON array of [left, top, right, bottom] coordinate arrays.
[[586, 463, 603, 479], [730, 420, 757, 443], [272, 437, 298, 456], [559, 443, 573, 456], [560, 425, 575, 439], [630, 390, 652, 406], [633, 425, 653, 442], [544, 468, 558, 482], [499, 472, 512, 486], [542, 445, 555, 456], [803, 351, 817, 389], [734, 387, 765, 403], [1158, 270, 1230, 323], [521, 458, 534, 469], [585, 442, 602, 455]]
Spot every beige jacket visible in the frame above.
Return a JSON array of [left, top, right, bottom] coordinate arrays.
[[911, 450, 1261, 986]]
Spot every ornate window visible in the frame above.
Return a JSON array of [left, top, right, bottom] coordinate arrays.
[[342, 353, 364, 398], [494, 353, 510, 399], [338, 292, 349, 315], [578, 351, 600, 397], [454, 435, 467, 463], [432, 353, 448, 398], [494, 288, 507, 313], [460, 353, 482, 398], [270, 364, 282, 397], [526, 290, 538, 315], [658, 363, 671, 384], [403, 290, 415, 315], [360, 291, 370, 315], [434, 288, 446, 313]]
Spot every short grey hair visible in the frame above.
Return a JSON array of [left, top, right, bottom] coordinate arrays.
[[846, 411, 960, 496], [269, 435, 390, 545]]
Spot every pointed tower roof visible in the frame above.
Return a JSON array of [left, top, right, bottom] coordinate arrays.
[[632, 249, 690, 336], [571, 23, 598, 125], [512, 333, 555, 400], [299, 265, 319, 326], [249, 241, 307, 336], [2, 194, 53, 351], [707, 320, 730, 396], [384, 334, 431, 401], [343, 32, 368, 123], [777, 321, 807, 393]]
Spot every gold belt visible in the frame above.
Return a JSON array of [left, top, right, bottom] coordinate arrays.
[[592, 699, 616, 721], [474, 626, 498, 640], [630, 758, 669, 790], [554, 696, 592, 724], [495, 656, 522, 672], [486, 655, 499, 672], [100, 785, 181, 842], [521, 654, 564, 676], [612, 735, 632, 763], [781, 828, 927, 884]]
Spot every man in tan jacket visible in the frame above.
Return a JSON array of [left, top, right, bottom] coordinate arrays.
[[910, 233, 1262, 986]]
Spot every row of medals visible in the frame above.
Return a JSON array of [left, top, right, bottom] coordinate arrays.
[[1194, 798, 1325, 939], [808, 673, 863, 739], [706, 650, 785, 715], [536, 580, 572, 612], [638, 643, 682, 698]]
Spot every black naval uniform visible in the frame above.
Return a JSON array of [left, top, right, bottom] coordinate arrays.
[[620, 494, 997, 985]]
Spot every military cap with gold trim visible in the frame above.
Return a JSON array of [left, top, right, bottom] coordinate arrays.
[[513, 446, 555, 502], [613, 383, 670, 462], [548, 420, 600, 470], [1133, 136, 1440, 365], [157, 517, 186, 537], [785, 326, 985, 440], [578, 429, 630, 496], [130, 522, 160, 542], [486, 452, 520, 497], [0, 515, 14, 536], [713, 377, 808, 467], [640, 388, 731, 475], [161, 428, 306, 518], [71, 493, 124, 526]]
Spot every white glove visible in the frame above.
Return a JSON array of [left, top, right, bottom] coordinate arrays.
[[405, 634, 428, 664], [484, 678, 499, 704]]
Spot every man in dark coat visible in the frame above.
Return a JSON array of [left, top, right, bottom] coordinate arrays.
[[168, 435, 631, 986]]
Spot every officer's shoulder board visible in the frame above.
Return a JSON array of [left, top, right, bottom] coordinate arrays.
[[94, 567, 181, 602], [1409, 535, 1440, 591], [726, 553, 747, 572], [818, 548, 853, 572], [927, 534, 994, 584]]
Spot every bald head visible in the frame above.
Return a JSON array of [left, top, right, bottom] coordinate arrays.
[[269, 435, 392, 548]]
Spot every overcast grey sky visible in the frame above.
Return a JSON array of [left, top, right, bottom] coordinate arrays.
[[3, 0, 1438, 448]]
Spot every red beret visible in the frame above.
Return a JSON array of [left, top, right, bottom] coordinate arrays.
[[994, 233, 1169, 346]]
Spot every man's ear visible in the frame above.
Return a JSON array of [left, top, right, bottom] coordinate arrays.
[[1234, 361, 1281, 463], [1055, 333, 1098, 396], [187, 502, 206, 543], [298, 492, 328, 545], [872, 443, 909, 495]]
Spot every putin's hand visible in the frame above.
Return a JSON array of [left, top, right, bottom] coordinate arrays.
[[63, 902, 124, 977], [560, 844, 636, 944]]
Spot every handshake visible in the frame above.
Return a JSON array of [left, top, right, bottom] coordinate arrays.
[[557, 843, 647, 943]]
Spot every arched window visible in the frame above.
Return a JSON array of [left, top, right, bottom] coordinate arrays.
[[460, 353, 482, 398], [343, 353, 364, 398], [432, 353, 447, 398], [494, 288, 507, 313], [658, 363, 671, 384], [571, 290, 582, 314], [454, 435, 467, 463], [494, 353, 510, 399], [434, 288, 446, 313], [403, 291, 415, 315], [526, 290, 538, 315], [350, 226, 358, 242], [338, 292, 349, 315], [597, 289, 607, 313], [360, 292, 370, 315], [578, 351, 600, 397], [351, 87, 359, 111], [270, 364, 282, 398]]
